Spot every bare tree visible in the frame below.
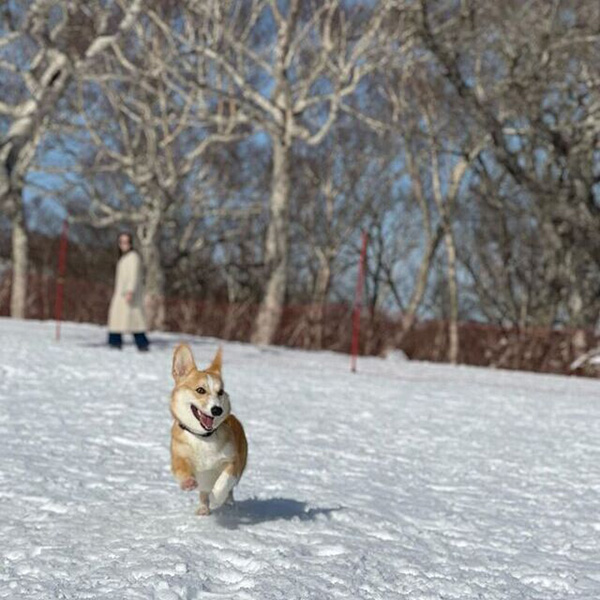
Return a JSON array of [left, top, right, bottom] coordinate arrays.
[[423, 113, 486, 363], [0, 0, 142, 318], [289, 119, 383, 348], [417, 0, 600, 332], [373, 61, 485, 361], [159, 0, 409, 344], [46, 4, 251, 329]]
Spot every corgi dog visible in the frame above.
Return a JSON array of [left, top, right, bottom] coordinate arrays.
[[170, 344, 247, 515]]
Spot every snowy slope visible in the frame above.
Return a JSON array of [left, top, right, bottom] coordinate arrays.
[[0, 318, 599, 599]]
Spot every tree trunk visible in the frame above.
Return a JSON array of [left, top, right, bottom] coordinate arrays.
[[443, 221, 459, 364], [10, 195, 28, 319], [400, 226, 444, 337], [252, 136, 291, 345], [394, 147, 441, 345], [309, 258, 332, 349], [426, 119, 472, 366], [138, 220, 165, 331]]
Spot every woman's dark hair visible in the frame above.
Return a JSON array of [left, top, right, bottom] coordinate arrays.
[[117, 232, 134, 257]]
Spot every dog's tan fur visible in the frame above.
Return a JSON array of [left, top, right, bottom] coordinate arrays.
[[170, 344, 247, 515]]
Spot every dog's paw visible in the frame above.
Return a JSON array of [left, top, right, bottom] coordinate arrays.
[[180, 477, 198, 491], [196, 505, 210, 516]]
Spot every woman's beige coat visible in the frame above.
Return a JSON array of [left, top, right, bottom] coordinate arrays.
[[108, 251, 147, 333]]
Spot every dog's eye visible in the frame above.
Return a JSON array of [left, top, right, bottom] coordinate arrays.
[[217, 389, 224, 397], [196, 387, 206, 395]]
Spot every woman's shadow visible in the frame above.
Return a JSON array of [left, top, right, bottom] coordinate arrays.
[[215, 497, 342, 530]]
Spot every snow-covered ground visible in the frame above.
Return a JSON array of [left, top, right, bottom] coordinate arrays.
[[1, 318, 599, 599]]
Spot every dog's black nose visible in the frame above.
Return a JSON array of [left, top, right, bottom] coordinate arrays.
[[211, 406, 223, 416]]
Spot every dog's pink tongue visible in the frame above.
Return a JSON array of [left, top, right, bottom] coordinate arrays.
[[200, 413, 214, 430]]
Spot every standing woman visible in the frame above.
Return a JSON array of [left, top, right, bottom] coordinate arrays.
[[107, 232, 150, 351]]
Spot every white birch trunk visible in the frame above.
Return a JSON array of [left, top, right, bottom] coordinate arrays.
[[138, 219, 166, 331], [443, 222, 459, 364], [401, 227, 443, 336], [10, 197, 28, 319], [309, 258, 332, 349], [251, 136, 291, 345]]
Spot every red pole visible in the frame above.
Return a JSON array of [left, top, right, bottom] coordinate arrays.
[[55, 219, 69, 341], [351, 231, 368, 373]]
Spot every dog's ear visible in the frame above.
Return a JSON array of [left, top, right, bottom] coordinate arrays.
[[207, 346, 223, 375], [172, 344, 196, 382]]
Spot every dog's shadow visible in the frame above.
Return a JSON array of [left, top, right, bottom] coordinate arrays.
[[215, 497, 342, 529]]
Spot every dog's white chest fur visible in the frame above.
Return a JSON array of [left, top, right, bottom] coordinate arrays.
[[187, 430, 236, 473], [184, 430, 237, 494]]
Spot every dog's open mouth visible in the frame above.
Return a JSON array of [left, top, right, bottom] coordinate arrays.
[[190, 405, 214, 431]]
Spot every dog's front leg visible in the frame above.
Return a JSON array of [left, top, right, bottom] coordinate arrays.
[[197, 492, 210, 516], [209, 464, 238, 510], [171, 452, 197, 491]]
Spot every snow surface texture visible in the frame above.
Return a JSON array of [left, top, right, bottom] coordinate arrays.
[[1, 318, 599, 599]]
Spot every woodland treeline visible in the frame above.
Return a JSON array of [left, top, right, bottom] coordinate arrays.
[[1, 1, 600, 373]]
